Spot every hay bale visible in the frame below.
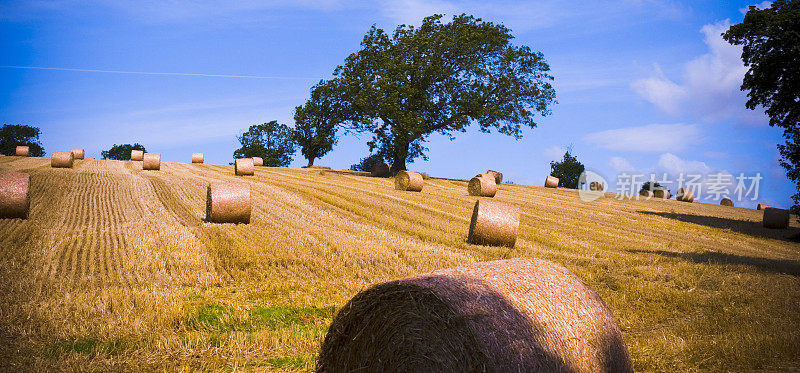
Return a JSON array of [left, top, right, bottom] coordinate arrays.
[[763, 207, 790, 229], [639, 190, 654, 199], [757, 203, 770, 210], [205, 182, 251, 224], [131, 150, 144, 161], [468, 174, 497, 197], [589, 181, 604, 191], [192, 153, 204, 164], [395, 170, 424, 192], [545, 175, 559, 188], [143, 153, 161, 170], [467, 199, 519, 247], [235, 158, 254, 176], [653, 189, 670, 199], [15, 146, 29, 157], [317, 258, 633, 373], [371, 162, 390, 177], [70, 148, 85, 160], [720, 198, 734, 207], [0, 172, 30, 219], [676, 187, 694, 203], [252, 157, 264, 166], [485, 170, 503, 184], [51, 151, 74, 168]]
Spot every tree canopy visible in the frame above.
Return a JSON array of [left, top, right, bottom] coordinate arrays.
[[550, 149, 584, 189], [294, 80, 348, 167], [233, 121, 296, 167], [724, 0, 800, 213], [640, 181, 669, 195], [0, 124, 45, 157], [329, 14, 556, 172], [349, 154, 384, 172], [101, 143, 146, 160]]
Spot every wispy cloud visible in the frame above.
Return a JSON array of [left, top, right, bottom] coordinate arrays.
[[583, 123, 703, 153], [739, 1, 772, 15], [0, 66, 318, 80]]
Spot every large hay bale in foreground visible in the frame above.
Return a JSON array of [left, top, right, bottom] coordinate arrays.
[[720, 198, 734, 207], [131, 150, 144, 161], [206, 182, 251, 224], [51, 151, 74, 168], [467, 199, 519, 247], [676, 187, 694, 203], [395, 170, 423, 192], [485, 170, 503, 184], [143, 153, 161, 170], [252, 157, 264, 166], [70, 148, 85, 160], [371, 162, 390, 177], [15, 146, 29, 157], [317, 258, 633, 373], [653, 189, 670, 199], [757, 203, 770, 210], [192, 153, 204, 164], [0, 172, 30, 219], [763, 207, 790, 229], [235, 158, 254, 176], [545, 175, 559, 188], [468, 174, 497, 197]]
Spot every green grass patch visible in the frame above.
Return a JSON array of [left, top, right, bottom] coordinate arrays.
[[267, 355, 313, 369], [183, 303, 335, 333], [48, 337, 128, 357]]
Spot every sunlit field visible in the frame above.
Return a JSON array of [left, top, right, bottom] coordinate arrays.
[[1, 155, 798, 371]]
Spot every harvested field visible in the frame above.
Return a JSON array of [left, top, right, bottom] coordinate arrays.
[[0, 155, 798, 371]]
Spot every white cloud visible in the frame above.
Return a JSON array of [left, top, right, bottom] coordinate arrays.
[[543, 145, 567, 161], [583, 123, 703, 153], [631, 20, 768, 126], [655, 153, 714, 176], [740, 1, 772, 15], [609, 156, 636, 173]]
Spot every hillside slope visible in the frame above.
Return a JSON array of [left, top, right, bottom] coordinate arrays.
[[1, 156, 799, 371]]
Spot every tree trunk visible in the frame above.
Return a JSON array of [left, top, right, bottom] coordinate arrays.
[[390, 141, 409, 174], [307, 157, 315, 167]]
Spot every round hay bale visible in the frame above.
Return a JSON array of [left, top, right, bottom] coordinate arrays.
[[720, 198, 734, 207], [0, 172, 30, 219], [252, 157, 264, 167], [131, 150, 144, 161], [485, 170, 503, 184], [143, 153, 161, 170], [639, 190, 654, 199], [70, 148, 85, 160], [763, 207, 790, 229], [51, 151, 74, 168], [676, 187, 694, 203], [467, 199, 519, 247], [757, 203, 770, 210], [395, 170, 424, 192], [468, 174, 497, 197], [206, 182, 251, 224], [371, 162, 390, 177], [545, 175, 559, 188], [192, 153, 204, 164], [589, 181, 604, 191], [653, 189, 670, 199], [317, 258, 633, 373], [235, 158, 254, 176], [15, 146, 29, 157]]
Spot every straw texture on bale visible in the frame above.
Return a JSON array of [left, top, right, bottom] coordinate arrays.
[[317, 258, 633, 373], [235, 158, 254, 176], [653, 189, 670, 199], [763, 207, 790, 229], [51, 151, 74, 168], [252, 157, 263, 166], [15, 146, 29, 157], [143, 153, 161, 170], [0, 172, 30, 219], [639, 190, 653, 199], [757, 203, 770, 210], [468, 174, 497, 197], [545, 175, 559, 188], [590, 181, 604, 191], [70, 148, 85, 160], [130, 150, 144, 161], [206, 182, 251, 224], [720, 198, 734, 207], [467, 199, 519, 247], [395, 170, 424, 192], [485, 170, 503, 184], [676, 187, 695, 203], [192, 153, 204, 164], [371, 162, 390, 177]]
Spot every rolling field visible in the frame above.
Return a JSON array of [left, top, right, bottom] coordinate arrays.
[[1, 155, 799, 371]]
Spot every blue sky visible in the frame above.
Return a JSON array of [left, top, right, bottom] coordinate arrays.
[[1, 0, 792, 209]]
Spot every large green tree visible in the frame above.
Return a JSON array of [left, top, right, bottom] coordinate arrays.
[[294, 80, 348, 167], [0, 124, 45, 156], [550, 149, 585, 189], [330, 14, 556, 173], [233, 121, 296, 167], [101, 143, 146, 160], [723, 0, 800, 213]]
